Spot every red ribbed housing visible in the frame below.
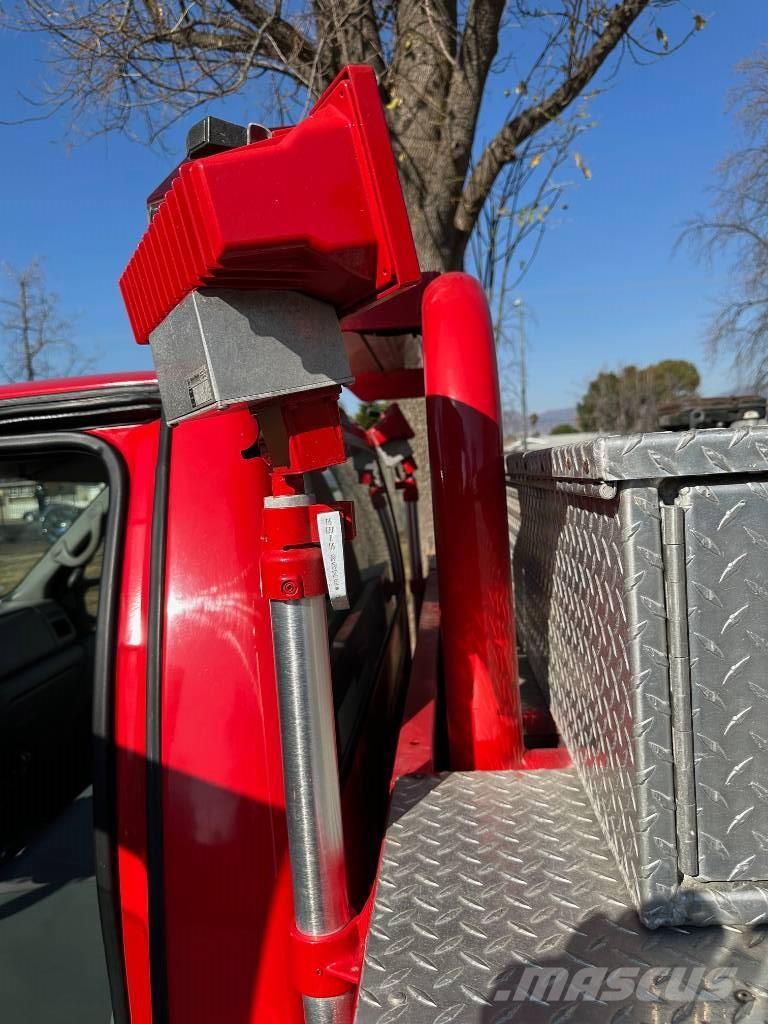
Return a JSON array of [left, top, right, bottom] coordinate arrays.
[[120, 65, 420, 344]]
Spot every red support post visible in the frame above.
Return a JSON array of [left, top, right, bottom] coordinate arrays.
[[422, 272, 525, 770]]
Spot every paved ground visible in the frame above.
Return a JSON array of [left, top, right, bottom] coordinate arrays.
[[0, 787, 112, 1024]]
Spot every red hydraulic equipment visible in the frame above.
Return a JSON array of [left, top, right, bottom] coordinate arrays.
[[365, 403, 425, 612], [351, 442, 406, 598], [121, 63, 420, 1024], [119, 54, 565, 1023], [257, 387, 360, 1023]]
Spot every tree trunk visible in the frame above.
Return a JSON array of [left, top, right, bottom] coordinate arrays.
[[395, 174, 463, 559]]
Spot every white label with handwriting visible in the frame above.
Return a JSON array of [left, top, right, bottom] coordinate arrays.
[[317, 511, 349, 611]]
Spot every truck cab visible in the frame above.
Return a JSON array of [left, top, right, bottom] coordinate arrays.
[[0, 372, 410, 1023]]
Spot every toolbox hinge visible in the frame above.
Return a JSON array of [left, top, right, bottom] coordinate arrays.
[[661, 499, 699, 877]]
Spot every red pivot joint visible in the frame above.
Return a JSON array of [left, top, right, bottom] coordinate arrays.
[[395, 476, 419, 503], [255, 387, 348, 494], [261, 500, 356, 601]]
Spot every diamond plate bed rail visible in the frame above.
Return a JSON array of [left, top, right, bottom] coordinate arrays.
[[355, 770, 768, 1024], [505, 425, 768, 482], [506, 427, 768, 928]]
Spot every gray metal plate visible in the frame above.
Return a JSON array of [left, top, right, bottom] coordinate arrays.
[[683, 481, 768, 882], [506, 426, 768, 482], [150, 289, 351, 424], [509, 480, 680, 925], [356, 771, 768, 1024], [508, 454, 768, 925]]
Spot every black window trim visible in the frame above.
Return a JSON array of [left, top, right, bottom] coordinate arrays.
[[0, 430, 130, 1024], [146, 419, 171, 1024]]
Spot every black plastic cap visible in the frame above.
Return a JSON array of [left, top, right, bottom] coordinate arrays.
[[185, 116, 248, 159]]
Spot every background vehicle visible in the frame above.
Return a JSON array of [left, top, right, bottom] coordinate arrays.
[[39, 502, 82, 543]]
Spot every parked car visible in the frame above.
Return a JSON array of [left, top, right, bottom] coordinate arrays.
[[39, 502, 80, 543]]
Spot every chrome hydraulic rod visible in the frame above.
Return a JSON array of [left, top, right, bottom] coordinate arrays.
[[258, 387, 359, 1020], [268, 491, 353, 1024]]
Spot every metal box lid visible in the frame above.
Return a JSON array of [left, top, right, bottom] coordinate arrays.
[[506, 426, 768, 483]]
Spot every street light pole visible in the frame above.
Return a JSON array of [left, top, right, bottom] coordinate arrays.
[[514, 299, 528, 452]]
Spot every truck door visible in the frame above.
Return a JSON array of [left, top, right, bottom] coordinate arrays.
[[0, 434, 125, 1024]]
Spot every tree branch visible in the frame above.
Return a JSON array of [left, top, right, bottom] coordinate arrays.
[[222, 0, 317, 72], [434, 0, 506, 192], [309, 0, 386, 89], [455, 0, 651, 238]]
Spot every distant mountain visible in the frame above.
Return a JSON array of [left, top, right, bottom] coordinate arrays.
[[503, 406, 577, 436]]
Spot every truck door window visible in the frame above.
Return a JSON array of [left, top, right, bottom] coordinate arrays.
[[308, 448, 401, 769], [0, 452, 113, 1023]]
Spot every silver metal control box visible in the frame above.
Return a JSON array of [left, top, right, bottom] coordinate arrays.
[[507, 427, 768, 926], [149, 289, 352, 425]]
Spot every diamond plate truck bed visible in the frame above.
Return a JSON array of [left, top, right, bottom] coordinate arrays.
[[356, 770, 768, 1024]]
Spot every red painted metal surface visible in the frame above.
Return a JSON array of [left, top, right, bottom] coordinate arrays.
[[159, 410, 300, 1023], [422, 272, 525, 771], [261, 499, 355, 599], [259, 388, 347, 494], [391, 571, 440, 781], [341, 275, 439, 401], [120, 65, 420, 343], [348, 369, 425, 402], [365, 403, 414, 447], [90, 420, 160, 1024], [0, 371, 156, 402], [340, 272, 438, 335], [523, 747, 573, 770]]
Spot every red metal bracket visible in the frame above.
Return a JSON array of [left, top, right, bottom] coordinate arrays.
[[263, 501, 356, 548], [261, 500, 356, 600], [355, 461, 388, 510], [395, 476, 419, 503], [365, 402, 414, 447], [255, 387, 347, 495], [350, 368, 426, 402], [289, 915, 365, 998], [340, 271, 438, 335]]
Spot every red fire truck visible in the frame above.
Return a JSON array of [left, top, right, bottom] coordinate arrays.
[[0, 63, 766, 1024]]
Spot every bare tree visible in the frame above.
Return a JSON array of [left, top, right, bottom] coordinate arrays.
[[682, 47, 768, 391], [0, 261, 88, 382], [7, 2, 701, 273], [5, 0, 703, 545]]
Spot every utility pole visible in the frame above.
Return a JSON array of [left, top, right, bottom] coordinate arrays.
[[513, 298, 528, 452]]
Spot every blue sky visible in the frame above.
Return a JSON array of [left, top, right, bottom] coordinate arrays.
[[0, 3, 765, 413]]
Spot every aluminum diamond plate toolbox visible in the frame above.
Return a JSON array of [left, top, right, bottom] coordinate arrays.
[[356, 771, 768, 1024], [506, 427, 768, 927]]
